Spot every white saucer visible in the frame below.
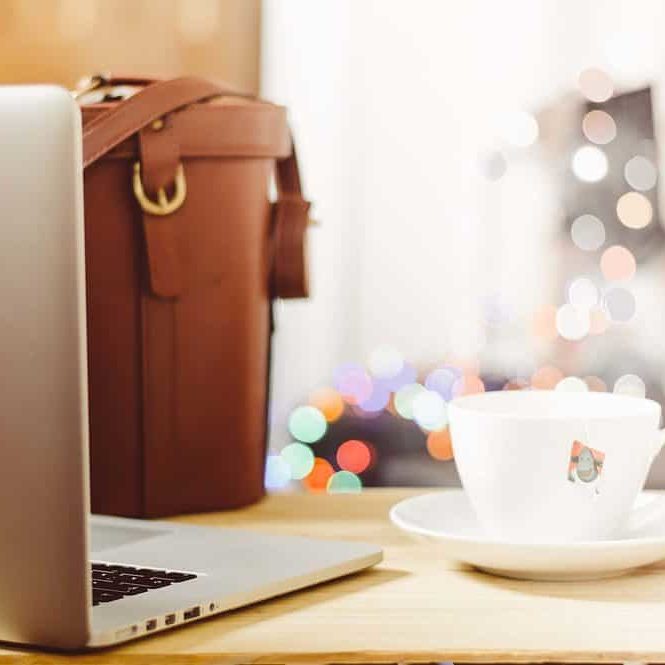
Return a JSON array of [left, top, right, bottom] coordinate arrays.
[[390, 489, 665, 581]]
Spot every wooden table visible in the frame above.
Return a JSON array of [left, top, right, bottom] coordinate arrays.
[[4, 488, 665, 663]]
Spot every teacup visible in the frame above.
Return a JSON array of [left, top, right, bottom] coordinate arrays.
[[448, 390, 665, 543]]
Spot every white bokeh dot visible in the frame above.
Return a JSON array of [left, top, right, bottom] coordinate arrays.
[[613, 374, 646, 399]]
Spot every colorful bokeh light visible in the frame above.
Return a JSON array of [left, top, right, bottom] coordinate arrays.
[[394, 383, 426, 419], [613, 374, 646, 398], [303, 457, 334, 493], [327, 470, 362, 494], [624, 156, 657, 191], [280, 443, 315, 480], [309, 387, 345, 423], [604, 287, 636, 322], [452, 374, 485, 397], [572, 145, 608, 183], [425, 367, 459, 401], [265, 455, 291, 491], [616, 191, 652, 229], [412, 389, 448, 431], [336, 440, 372, 474], [426, 428, 454, 461], [571, 214, 605, 252], [578, 68, 614, 103], [582, 110, 616, 145], [531, 365, 564, 389], [288, 405, 327, 443], [333, 363, 373, 404], [556, 376, 589, 392], [556, 303, 590, 341], [600, 245, 636, 281], [367, 345, 404, 380]]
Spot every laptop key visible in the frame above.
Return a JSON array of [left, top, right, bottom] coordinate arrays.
[[93, 590, 123, 603], [158, 572, 198, 582]]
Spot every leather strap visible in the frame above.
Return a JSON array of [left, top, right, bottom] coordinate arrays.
[[81, 76, 310, 299]]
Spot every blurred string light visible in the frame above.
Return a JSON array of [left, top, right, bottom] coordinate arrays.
[[582, 110, 616, 145], [600, 245, 636, 281], [327, 471, 362, 494], [568, 276, 599, 308], [336, 440, 373, 474], [556, 376, 589, 392], [265, 455, 291, 491], [412, 390, 448, 431], [571, 214, 606, 251], [572, 145, 608, 182], [394, 383, 426, 419], [334, 363, 373, 404], [578, 68, 614, 103], [452, 374, 485, 397], [357, 383, 391, 413], [616, 191, 652, 229], [499, 110, 539, 148], [531, 365, 564, 389], [425, 366, 460, 401], [288, 405, 327, 443], [613, 374, 646, 398], [556, 303, 591, 340], [584, 376, 608, 392], [367, 345, 404, 379], [280, 443, 315, 480], [426, 428, 454, 461], [309, 387, 345, 423], [503, 377, 530, 391], [303, 457, 334, 492], [604, 287, 636, 322], [624, 156, 657, 191]]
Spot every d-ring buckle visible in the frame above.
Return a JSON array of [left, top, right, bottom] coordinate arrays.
[[132, 162, 187, 216]]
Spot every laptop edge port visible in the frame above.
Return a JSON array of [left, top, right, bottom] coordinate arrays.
[[164, 613, 176, 626], [146, 619, 157, 631], [183, 606, 201, 621]]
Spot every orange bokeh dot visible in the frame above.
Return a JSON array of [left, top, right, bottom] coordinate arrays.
[[309, 387, 345, 423], [531, 365, 564, 389], [336, 440, 372, 474], [503, 378, 529, 391], [427, 428, 454, 461], [303, 457, 334, 493], [584, 375, 607, 392], [453, 374, 485, 397], [588, 306, 609, 335], [600, 245, 636, 281], [532, 305, 558, 341]]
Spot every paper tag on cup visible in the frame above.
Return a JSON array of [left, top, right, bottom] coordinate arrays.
[[568, 440, 605, 496]]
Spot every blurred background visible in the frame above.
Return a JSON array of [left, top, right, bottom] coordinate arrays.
[[3, 0, 665, 493]]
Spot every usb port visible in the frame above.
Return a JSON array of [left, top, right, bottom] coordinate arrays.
[[146, 619, 157, 631], [183, 606, 201, 621], [164, 613, 176, 626]]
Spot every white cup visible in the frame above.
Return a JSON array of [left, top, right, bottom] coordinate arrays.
[[448, 390, 665, 543]]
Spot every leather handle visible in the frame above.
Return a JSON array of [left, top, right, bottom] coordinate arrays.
[[82, 76, 247, 169]]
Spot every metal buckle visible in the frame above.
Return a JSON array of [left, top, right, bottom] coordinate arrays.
[[132, 162, 187, 216]]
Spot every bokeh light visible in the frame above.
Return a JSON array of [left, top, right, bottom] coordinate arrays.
[[499, 110, 539, 148], [288, 405, 327, 443], [309, 387, 345, 423], [556, 376, 589, 392], [336, 440, 372, 474], [604, 287, 636, 322], [582, 110, 616, 145], [333, 363, 373, 404], [616, 191, 653, 229], [584, 375, 608, 392], [568, 277, 599, 308], [382, 363, 417, 392], [588, 306, 609, 335], [452, 374, 485, 397], [532, 304, 558, 340], [571, 214, 605, 251], [358, 383, 391, 412], [578, 68, 614, 102], [613, 374, 646, 398], [503, 378, 529, 391], [624, 156, 657, 191], [600, 245, 636, 281], [427, 428, 454, 461], [531, 365, 564, 389], [280, 443, 315, 480], [265, 455, 291, 491], [556, 303, 590, 340], [327, 470, 362, 494], [367, 345, 404, 380], [303, 457, 334, 493], [412, 390, 448, 431], [425, 367, 459, 401], [394, 383, 426, 419], [572, 145, 608, 182]]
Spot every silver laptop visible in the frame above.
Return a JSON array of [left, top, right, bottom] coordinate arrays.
[[0, 85, 382, 650]]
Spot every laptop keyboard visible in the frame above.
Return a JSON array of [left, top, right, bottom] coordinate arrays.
[[91, 562, 197, 606]]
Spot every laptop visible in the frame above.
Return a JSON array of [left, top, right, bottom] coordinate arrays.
[[0, 85, 382, 650]]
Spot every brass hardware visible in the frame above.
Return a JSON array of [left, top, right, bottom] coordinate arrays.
[[132, 162, 187, 216], [151, 118, 165, 131], [71, 73, 109, 100]]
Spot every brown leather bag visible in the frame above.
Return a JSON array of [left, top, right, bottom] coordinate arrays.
[[77, 75, 309, 517]]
